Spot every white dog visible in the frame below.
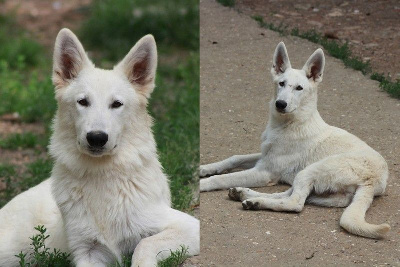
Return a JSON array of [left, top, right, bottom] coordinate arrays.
[[200, 42, 390, 239], [0, 28, 199, 266]]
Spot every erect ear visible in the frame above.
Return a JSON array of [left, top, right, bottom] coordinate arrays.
[[271, 42, 291, 76], [303, 48, 325, 83], [52, 28, 93, 89], [115, 35, 157, 98]]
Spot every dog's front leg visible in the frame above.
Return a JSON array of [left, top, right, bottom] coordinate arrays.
[[200, 167, 273, 191], [242, 170, 314, 212], [131, 208, 199, 267], [200, 153, 262, 177]]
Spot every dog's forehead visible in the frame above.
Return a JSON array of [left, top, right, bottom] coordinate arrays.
[[77, 68, 131, 95], [283, 69, 309, 85]]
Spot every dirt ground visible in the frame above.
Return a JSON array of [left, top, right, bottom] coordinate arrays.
[[199, 0, 400, 265], [235, 0, 400, 79], [0, 0, 91, 48]]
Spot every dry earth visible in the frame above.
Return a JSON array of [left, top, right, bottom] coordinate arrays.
[[235, 0, 400, 79]]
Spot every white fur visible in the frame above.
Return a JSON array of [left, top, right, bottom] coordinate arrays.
[[0, 28, 199, 266], [200, 42, 390, 239]]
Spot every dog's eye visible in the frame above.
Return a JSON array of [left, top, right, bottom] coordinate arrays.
[[111, 100, 123, 109], [296, 85, 303, 91], [77, 98, 89, 107], [279, 81, 285, 87]]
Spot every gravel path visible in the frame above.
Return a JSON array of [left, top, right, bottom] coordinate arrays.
[[199, 0, 400, 265]]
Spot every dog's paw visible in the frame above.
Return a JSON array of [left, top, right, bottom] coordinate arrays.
[[242, 199, 260, 210], [199, 164, 220, 178], [228, 187, 241, 201]]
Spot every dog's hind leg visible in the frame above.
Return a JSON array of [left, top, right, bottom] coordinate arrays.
[[228, 187, 292, 202], [306, 192, 353, 208], [131, 208, 199, 267], [200, 153, 261, 177], [200, 167, 273, 192]]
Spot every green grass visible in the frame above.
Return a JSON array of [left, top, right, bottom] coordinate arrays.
[[371, 72, 400, 98], [250, 15, 400, 98], [0, 14, 43, 69], [0, 159, 52, 208], [0, 164, 16, 207], [216, 0, 235, 7], [0, 132, 40, 150], [17, 226, 189, 267], [0, 59, 56, 123], [80, 0, 199, 61], [151, 54, 199, 211]]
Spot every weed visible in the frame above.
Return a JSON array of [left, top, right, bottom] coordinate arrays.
[[158, 246, 189, 267], [217, 0, 235, 7], [371, 73, 400, 98], [252, 16, 287, 35], [16, 225, 71, 267]]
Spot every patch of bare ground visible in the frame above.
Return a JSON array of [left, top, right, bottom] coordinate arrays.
[[0, 0, 91, 49], [235, 0, 400, 79]]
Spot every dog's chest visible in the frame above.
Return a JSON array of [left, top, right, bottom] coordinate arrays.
[[260, 131, 319, 183], [54, 173, 165, 254]]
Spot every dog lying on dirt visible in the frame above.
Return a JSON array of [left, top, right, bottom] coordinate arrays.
[[0, 28, 199, 266], [200, 42, 390, 239]]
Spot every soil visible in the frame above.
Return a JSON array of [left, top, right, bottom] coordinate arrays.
[[0, 0, 91, 49], [199, 0, 400, 265], [235, 0, 400, 79]]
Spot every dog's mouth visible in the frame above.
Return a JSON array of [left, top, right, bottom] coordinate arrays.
[[275, 108, 295, 114], [87, 147, 105, 156]]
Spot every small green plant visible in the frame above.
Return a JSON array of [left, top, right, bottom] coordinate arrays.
[[16, 225, 71, 267], [217, 0, 235, 7], [158, 246, 189, 267], [0, 132, 40, 150], [371, 73, 400, 98], [252, 16, 287, 35]]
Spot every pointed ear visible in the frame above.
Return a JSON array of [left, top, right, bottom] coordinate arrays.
[[115, 35, 157, 98], [271, 42, 291, 76], [303, 48, 325, 83], [52, 28, 92, 89]]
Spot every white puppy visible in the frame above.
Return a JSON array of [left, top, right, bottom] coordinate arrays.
[[200, 42, 390, 239], [0, 28, 199, 266]]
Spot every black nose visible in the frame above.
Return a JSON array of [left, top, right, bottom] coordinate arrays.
[[275, 100, 287, 110], [86, 131, 108, 148]]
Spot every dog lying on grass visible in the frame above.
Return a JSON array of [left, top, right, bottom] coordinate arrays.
[[0, 28, 199, 266], [200, 42, 390, 239]]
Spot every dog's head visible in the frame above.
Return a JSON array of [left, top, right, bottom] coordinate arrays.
[[52, 28, 156, 158], [270, 42, 325, 115]]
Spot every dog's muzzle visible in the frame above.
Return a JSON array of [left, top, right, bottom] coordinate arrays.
[[275, 100, 287, 113]]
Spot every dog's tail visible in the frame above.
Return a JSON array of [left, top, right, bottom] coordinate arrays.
[[339, 186, 390, 239]]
